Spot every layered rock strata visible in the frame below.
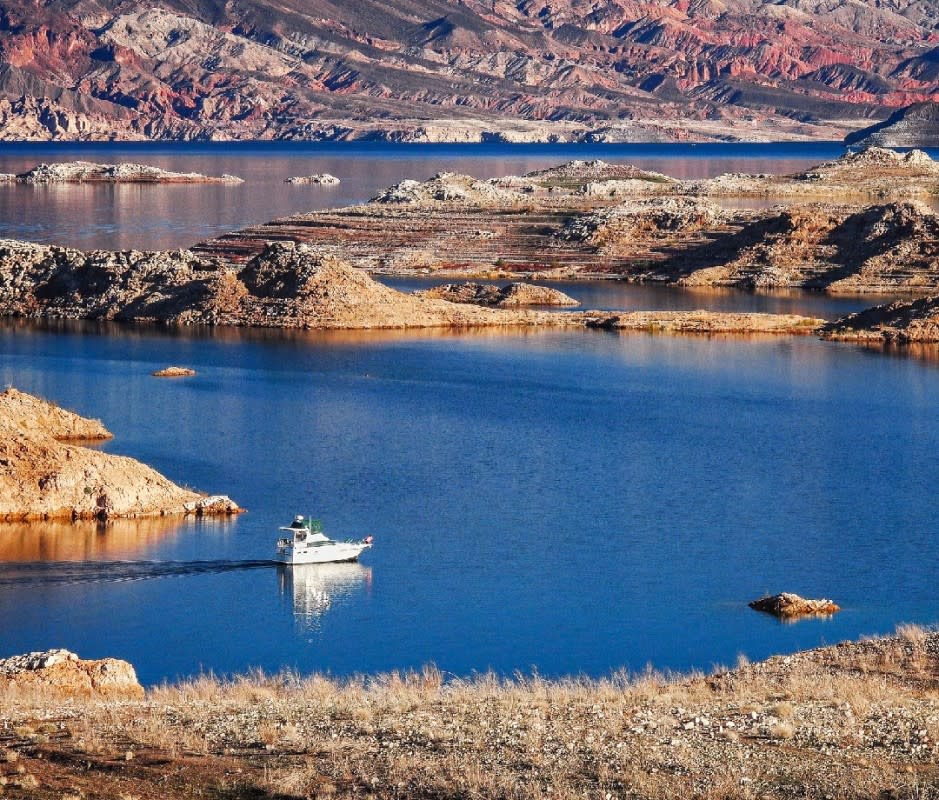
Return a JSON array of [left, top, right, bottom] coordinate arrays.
[[196, 151, 939, 294], [0, 387, 240, 520], [846, 102, 939, 148], [0, 3, 936, 142]]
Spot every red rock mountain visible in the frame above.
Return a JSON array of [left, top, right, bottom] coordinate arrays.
[[0, 0, 937, 141]]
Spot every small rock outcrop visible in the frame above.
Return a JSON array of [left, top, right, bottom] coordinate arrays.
[[524, 160, 672, 185], [585, 311, 823, 334], [415, 282, 579, 307], [749, 593, 841, 618], [0, 649, 143, 698], [12, 161, 243, 184], [152, 366, 196, 377], [285, 173, 340, 185], [0, 387, 241, 520]]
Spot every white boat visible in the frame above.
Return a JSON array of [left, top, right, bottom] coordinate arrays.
[[275, 516, 373, 565]]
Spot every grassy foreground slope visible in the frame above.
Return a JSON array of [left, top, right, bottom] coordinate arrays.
[[1, 627, 937, 799]]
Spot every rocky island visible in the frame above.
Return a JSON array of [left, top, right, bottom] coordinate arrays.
[[415, 281, 580, 307], [0, 627, 935, 798], [0, 387, 240, 520], [0, 161, 243, 185], [749, 593, 841, 618]]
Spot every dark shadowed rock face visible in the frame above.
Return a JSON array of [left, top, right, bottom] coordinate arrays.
[[845, 103, 939, 148]]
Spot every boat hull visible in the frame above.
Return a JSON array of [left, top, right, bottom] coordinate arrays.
[[275, 542, 370, 566]]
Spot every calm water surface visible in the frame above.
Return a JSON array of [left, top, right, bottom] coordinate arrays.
[[1, 321, 937, 685]]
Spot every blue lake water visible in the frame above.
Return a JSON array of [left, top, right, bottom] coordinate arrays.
[[0, 143, 937, 685]]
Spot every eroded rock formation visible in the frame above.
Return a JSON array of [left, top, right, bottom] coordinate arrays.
[[196, 151, 939, 294], [846, 103, 939, 148], [822, 296, 939, 342]]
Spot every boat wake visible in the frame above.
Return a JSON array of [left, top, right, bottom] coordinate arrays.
[[0, 559, 281, 588]]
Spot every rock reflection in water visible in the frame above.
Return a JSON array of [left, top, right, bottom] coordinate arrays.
[[0, 516, 234, 561], [278, 563, 372, 627]]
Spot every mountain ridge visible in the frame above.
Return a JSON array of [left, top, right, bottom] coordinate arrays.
[[0, 0, 937, 141]]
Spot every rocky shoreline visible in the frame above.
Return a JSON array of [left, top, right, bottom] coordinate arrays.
[[0, 237, 824, 334], [0, 387, 240, 521], [0, 628, 935, 798]]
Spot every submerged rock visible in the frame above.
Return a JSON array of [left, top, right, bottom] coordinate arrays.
[[0, 649, 143, 698], [749, 593, 840, 618]]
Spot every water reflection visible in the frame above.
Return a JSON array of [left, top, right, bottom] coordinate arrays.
[[0, 516, 236, 561], [278, 563, 372, 627]]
